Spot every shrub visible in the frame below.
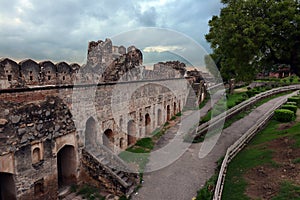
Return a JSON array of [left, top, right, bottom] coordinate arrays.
[[287, 97, 300, 107], [246, 90, 256, 97], [274, 109, 295, 122], [286, 101, 297, 106], [281, 105, 297, 114]]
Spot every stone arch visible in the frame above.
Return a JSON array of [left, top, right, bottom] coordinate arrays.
[[145, 113, 151, 135], [166, 105, 171, 121], [85, 117, 97, 147], [57, 145, 77, 188], [127, 120, 136, 146], [103, 129, 114, 150], [157, 109, 162, 126], [0, 172, 16, 200]]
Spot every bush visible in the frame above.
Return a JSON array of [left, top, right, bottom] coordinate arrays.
[[281, 105, 297, 114], [287, 97, 300, 108], [246, 90, 256, 97], [274, 109, 295, 122], [286, 101, 297, 105]]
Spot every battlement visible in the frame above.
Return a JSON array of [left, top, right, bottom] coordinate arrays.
[[0, 58, 80, 89], [0, 38, 197, 89]]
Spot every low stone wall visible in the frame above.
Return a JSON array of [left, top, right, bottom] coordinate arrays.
[[81, 149, 138, 197]]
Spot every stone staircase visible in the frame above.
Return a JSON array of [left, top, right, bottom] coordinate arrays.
[[83, 144, 138, 197]]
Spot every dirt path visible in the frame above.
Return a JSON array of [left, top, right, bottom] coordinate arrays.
[[131, 93, 294, 200]]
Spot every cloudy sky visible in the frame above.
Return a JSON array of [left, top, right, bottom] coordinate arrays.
[[0, 0, 223, 65]]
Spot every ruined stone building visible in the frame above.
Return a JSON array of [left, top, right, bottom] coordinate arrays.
[[0, 39, 207, 199]]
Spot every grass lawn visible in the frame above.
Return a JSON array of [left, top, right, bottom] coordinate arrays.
[[222, 115, 300, 200]]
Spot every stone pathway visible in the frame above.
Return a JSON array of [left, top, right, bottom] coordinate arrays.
[[131, 93, 292, 200]]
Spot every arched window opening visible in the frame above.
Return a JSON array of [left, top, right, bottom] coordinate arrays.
[[145, 113, 151, 135], [32, 147, 41, 164], [127, 120, 136, 146], [103, 129, 114, 150], [166, 105, 171, 121]]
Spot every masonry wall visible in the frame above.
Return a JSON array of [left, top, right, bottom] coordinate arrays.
[[0, 97, 79, 200]]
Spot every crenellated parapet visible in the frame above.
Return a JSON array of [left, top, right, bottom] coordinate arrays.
[[0, 58, 80, 89]]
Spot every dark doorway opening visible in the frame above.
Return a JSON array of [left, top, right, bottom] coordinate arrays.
[[166, 105, 171, 121], [145, 113, 151, 135], [0, 172, 16, 200], [57, 145, 76, 188]]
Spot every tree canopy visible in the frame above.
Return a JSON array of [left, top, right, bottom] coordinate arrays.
[[205, 0, 300, 82]]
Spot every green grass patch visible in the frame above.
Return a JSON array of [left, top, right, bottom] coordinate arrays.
[[226, 92, 248, 109], [175, 112, 182, 116], [199, 96, 210, 109], [135, 137, 154, 150], [272, 181, 300, 200], [292, 157, 300, 164], [170, 116, 176, 120], [76, 184, 105, 200], [222, 147, 274, 200]]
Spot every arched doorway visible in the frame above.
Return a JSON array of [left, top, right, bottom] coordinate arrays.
[[0, 172, 16, 200], [57, 145, 76, 188], [127, 120, 136, 146], [166, 105, 171, 121], [85, 117, 97, 147], [103, 129, 114, 150], [157, 109, 162, 126], [145, 113, 151, 135], [174, 102, 177, 115]]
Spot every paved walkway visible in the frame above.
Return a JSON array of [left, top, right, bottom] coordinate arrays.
[[132, 93, 293, 200]]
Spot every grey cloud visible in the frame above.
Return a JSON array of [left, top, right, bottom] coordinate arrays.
[[136, 7, 158, 26], [0, 0, 222, 63]]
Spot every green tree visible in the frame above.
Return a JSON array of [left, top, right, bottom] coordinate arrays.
[[206, 0, 300, 82]]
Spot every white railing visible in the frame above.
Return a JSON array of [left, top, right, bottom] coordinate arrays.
[[212, 90, 299, 200], [196, 84, 300, 136]]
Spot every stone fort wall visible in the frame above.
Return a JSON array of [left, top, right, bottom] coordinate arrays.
[[0, 38, 206, 199]]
